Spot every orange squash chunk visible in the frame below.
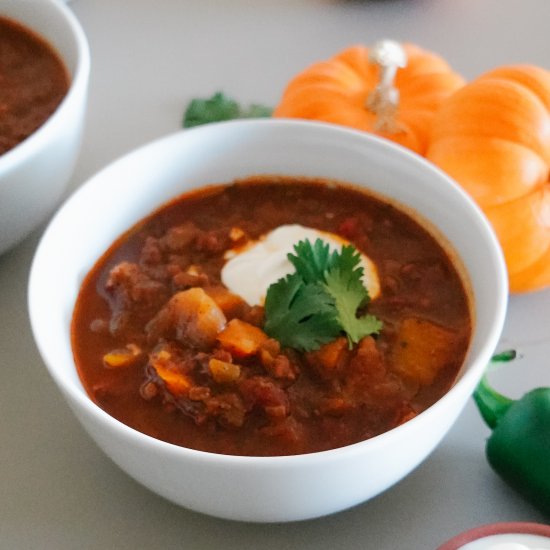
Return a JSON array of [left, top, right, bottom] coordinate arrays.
[[150, 350, 191, 397], [103, 343, 142, 368], [217, 319, 268, 358], [393, 317, 456, 385], [306, 337, 348, 371], [153, 364, 191, 397], [209, 358, 241, 384], [204, 285, 247, 318]]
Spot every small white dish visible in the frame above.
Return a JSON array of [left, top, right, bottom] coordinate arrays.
[[438, 522, 550, 550]]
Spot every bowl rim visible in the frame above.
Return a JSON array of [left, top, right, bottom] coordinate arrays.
[[0, 0, 90, 175], [28, 118, 509, 464], [437, 522, 550, 549]]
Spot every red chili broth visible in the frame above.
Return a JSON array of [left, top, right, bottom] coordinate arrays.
[[71, 177, 472, 457]]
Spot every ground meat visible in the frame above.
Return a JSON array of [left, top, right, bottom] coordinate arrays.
[[105, 262, 169, 335]]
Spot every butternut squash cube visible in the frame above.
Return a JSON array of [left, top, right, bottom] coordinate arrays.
[[393, 317, 456, 385], [217, 319, 268, 358]]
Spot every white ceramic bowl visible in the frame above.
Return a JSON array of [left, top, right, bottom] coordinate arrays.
[[28, 120, 508, 522], [0, 0, 90, 256]]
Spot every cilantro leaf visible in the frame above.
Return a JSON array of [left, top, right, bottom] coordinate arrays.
[[264, 238, 383, 352], [264, 273, 341, 351], [287, 239, 334, 284], [244, 103, 273, 119], [183, 92, 272, 128], [323, 244, 382, 347]]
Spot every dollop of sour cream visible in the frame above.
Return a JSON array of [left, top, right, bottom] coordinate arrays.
[[221, 224, 380, 306]]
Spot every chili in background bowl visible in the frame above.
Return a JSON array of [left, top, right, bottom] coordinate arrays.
[[0, 0, 90, 256], [28, 119, 508, 522]]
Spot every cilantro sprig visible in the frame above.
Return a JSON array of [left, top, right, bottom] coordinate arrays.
[[183, 92, 272, 128], [264, 239, 382, 352]]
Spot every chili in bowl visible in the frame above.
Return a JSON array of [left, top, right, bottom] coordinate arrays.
[[28, 119, 508, 522], [0, 0, 89, 256]]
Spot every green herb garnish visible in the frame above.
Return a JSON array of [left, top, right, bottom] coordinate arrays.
[[183, 92, 272, 128], [490, 349, 517, 363], [264, 239, 382, 352]]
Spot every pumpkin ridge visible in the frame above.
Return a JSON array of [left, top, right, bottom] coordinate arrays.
[[333, 45, 377, 82], [485, 185, 550, 275], [430, 78, 550, 164], [482, 65, 550, 112], [427, 135, 548, 207]]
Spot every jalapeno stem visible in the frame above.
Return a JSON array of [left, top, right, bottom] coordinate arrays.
[[473, 376, 515, 430], [473, 350, 518, 429]]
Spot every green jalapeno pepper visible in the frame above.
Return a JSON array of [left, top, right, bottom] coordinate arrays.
[[473, 351, 550, 517]]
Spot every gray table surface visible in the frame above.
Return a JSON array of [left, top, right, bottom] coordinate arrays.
[[2, 0, 549, 548]]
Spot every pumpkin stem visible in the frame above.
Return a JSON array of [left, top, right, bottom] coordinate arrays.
[[366, 40, 407, 134]]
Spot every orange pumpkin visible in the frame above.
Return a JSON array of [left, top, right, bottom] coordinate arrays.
[[273, 42, 465, 155], [427, 65, 550, 293]]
